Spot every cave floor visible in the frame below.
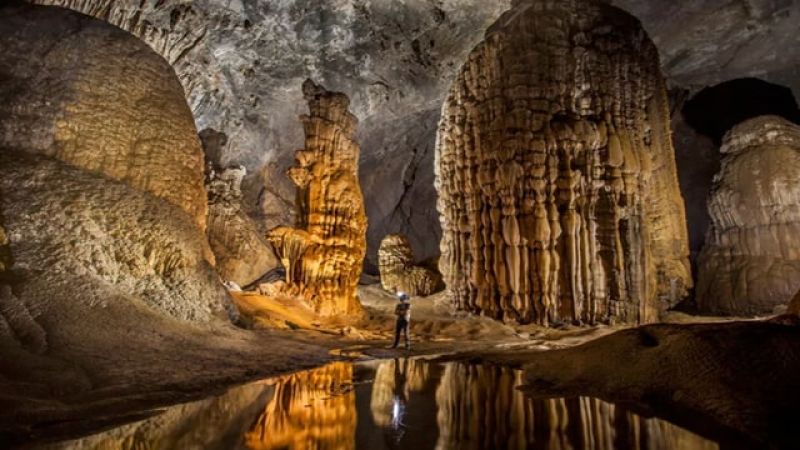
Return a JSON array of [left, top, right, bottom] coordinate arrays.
[[1, 283, 782, 449]]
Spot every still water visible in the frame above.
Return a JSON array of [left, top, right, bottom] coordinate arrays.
[[42, 359, 718, 450]]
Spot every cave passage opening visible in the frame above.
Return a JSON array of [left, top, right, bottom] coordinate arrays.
[[682, 77, 800, 145]]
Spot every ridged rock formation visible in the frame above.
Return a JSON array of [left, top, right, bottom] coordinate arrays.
[[266, 81, 367, 316], [378, 234, 443, 296], [1, 3, 208, 231], [696, 116, 800, 315], [244, 362, 356, 450], [0, 4, 233, 324], [205, 158, 280, 286], [435, 0, 691, 325]]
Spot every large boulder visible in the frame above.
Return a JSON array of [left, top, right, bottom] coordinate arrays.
[[0, 2, 208, 231], [697, 116, 800, 316]]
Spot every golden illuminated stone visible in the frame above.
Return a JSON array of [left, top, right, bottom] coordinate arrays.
[[244, 362, 356, 450], [266, 80, 367, 316]]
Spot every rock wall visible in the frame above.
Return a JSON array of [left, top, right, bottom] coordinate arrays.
[[1, 2, 208, 231], [435, 0, 691, 325], [378, 234, 443, 296], [266, 81, 367, 316], [0, 3, 232, 326], [696, 116, 800, 316], [205, 159, 280, 287]]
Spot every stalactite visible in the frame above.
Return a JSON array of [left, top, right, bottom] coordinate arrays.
[[435, 0, 691, 325], [697, 116, 800, 315], [378, 234, 443, 296], [266, 80, 367, 316]]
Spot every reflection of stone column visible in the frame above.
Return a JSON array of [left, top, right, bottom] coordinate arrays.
[[369, 358, 433, 427], [433, 363, 716, 450], [697, 116, 800, 316], [435, 0, 691, 325], [244, 362, 356, 450], [266, 80, 367, 316], [378, 234, 443, 296]]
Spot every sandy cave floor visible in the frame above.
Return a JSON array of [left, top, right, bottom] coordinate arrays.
[[0, 281, 775, 448]]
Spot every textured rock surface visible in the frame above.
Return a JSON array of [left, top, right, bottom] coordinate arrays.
[[266, 81, 367, 316], [378, 234, 442, 296], [1, 147, 231, 325], [515, 320, 800, 449], [30, 0, 800, 273], [205, 159, 280, 287], [697, 116, 800, 316], [436, 0, 691, 325], [2, 2, 208, 230]]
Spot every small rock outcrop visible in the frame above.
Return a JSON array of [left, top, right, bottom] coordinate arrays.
[[435, 0, 691, 325], [203, 129, 280, 286], [697, 116, 800, 315], [266, 80, 367, 316], [378, 234, 443, 296]]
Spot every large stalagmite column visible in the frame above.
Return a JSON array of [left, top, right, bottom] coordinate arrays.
[[435, 0, 691, 325], [267, 80, 367, 316], [697, 116, 800, 316]]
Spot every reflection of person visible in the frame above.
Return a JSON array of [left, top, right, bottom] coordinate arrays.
[[385, 358, 409, 448], [391, 292, 411, 349]]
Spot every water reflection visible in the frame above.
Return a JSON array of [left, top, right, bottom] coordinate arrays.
[[40, 360, 719, 450]]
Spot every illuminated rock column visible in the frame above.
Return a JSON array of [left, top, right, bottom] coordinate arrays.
[[435, 0, 691, 325], [267, 80, 367, 316]]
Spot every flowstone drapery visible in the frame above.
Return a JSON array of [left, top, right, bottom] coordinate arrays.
[[435, 0, 691, 325], [267, 80, 367, 316]]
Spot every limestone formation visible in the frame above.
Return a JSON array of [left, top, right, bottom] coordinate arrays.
[[0, 4, 232, 326], [697, 116, 800, 316], [435, 0, 691, 325], [0, 2, 208, 231], [378, 234, 443, 296], [266, 80, 367, 316], [205, 155, 280, 286]]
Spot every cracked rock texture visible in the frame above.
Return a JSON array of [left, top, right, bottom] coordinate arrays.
[[697, 116, 800, 316], [267, 81, 367, 316], [204, 130, 280, 286], [436, 0, 691, 325], [378, 234, 443, 296], [30, 0, 800, 274], [3, 2, 208, 231]]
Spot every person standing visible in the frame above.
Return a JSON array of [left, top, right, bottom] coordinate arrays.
[[391, 292, 411, 349]]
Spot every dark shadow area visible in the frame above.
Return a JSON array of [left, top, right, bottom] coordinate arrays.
[[682, 78, 800, 144]]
